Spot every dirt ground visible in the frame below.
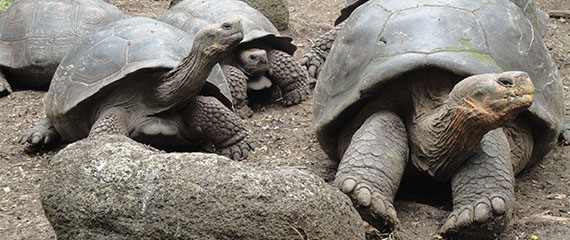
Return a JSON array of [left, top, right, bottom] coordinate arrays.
[[0, 0, 569, 239]]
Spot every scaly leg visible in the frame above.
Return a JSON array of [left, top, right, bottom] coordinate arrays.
[[0, 71, 12, 97], [267, 49, 310, 106], [222, 64, 253, 118], [440, 129, 515, 239], [19, 117, 61, 151], [184, 96, 255, 160], [301, 21, 346, 78], [88, 107, 129, 137], [335, 111, 408, 232]]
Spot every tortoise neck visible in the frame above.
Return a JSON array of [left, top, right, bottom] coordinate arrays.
[[156, 47, 218, 109], [411, 98, 494, 181]]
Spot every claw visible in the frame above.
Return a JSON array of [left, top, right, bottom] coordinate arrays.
[[457, 208, 473, 227], [442, 214, 457, 231], [370, 196, 386, 214], [491, 197, 506, 215], [32, 135, 41, 145], [474, 203, 491, 222], [232, 151, 240, 161], [18, 134, 28, 144], [301, 57, 308, 65], [355, 187, 371, 207], [308, 65, 317, 78], [341, 178, 356, 193]]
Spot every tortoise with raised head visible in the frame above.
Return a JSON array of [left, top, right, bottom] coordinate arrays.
[[0, 0, 126, 97], [20, 17, 255, 160], [160, 0, 310, 118], [312, 0, 564, 238]]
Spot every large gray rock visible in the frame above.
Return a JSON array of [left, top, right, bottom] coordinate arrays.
[[41, 135, 364, 239], [241, 0, 289, 30]]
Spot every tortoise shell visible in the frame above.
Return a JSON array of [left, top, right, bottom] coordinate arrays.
[[158, 0, 296, 55], [0, 0, 126, 88]]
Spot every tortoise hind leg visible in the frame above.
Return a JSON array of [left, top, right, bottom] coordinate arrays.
[[88, 107, 129, 137], [184, 96, 255, 160], [439, 128, 516, 239], [335, 111, 408, 232], [222, 64, 253, 118], [19, 117, 61, 151], [0, 72, 12, 97], [301, 21, 346, 78], [267, 49, 310, 106]]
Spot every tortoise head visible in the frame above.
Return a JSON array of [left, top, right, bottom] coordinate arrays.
[[195, 20, 244, 59], [237, 48, 269, 76], [448, 71, 534, 124]]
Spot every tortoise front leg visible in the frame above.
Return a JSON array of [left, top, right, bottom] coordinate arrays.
[[0, 72, 12, 97], [335, 111, 408, 233], [439, 128, 515, 239], [88, 107, 129, 137], [267, 49, 310, 106], [222, 64, 253, 118], [184, 96, 255, 160], [301, 21, 346, 78]]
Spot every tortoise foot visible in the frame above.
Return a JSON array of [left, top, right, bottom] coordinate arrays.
[[336, 177, 400, 232], [281, 86, 309, 107], [19, 118, 60, 152], [214, 135, 256, 161], [439, 194, 511, 239], [301, 48, 325, 78], [0, 78, 12, 97]]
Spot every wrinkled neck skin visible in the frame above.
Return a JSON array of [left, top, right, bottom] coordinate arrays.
[[410, 101, 495, 181], [407, 70, 502, 181], [155, 47, 219, 110]]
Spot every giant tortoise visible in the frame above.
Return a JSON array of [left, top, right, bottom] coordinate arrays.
[[312, 0, 564, 238], [0, 0, 126, 97], [21, 17, 255, 160], [160, 0, 310, 118]]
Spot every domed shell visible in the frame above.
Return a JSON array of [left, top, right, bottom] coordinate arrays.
[[335, 0, 548, 32], [158, 0, 296, 55], [0, 0, 126, 88], [45, 17, 232, 123], [314, 0, 563, 162]]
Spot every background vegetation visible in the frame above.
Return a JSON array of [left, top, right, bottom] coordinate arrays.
[[0, 0, 12, 11]]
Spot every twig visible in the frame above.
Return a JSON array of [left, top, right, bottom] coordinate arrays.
[[514, 215, 570, 225]]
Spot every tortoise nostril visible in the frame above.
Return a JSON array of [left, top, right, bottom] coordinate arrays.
[[498, 78, 514, 87]]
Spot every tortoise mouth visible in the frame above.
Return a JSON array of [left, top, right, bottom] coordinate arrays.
[[221, 32, 244, 46]]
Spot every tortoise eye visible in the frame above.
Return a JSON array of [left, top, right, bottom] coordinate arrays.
[[222, 23, 232, 30], [498, 78, 514, 87], [249, 55, 257, 61]]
